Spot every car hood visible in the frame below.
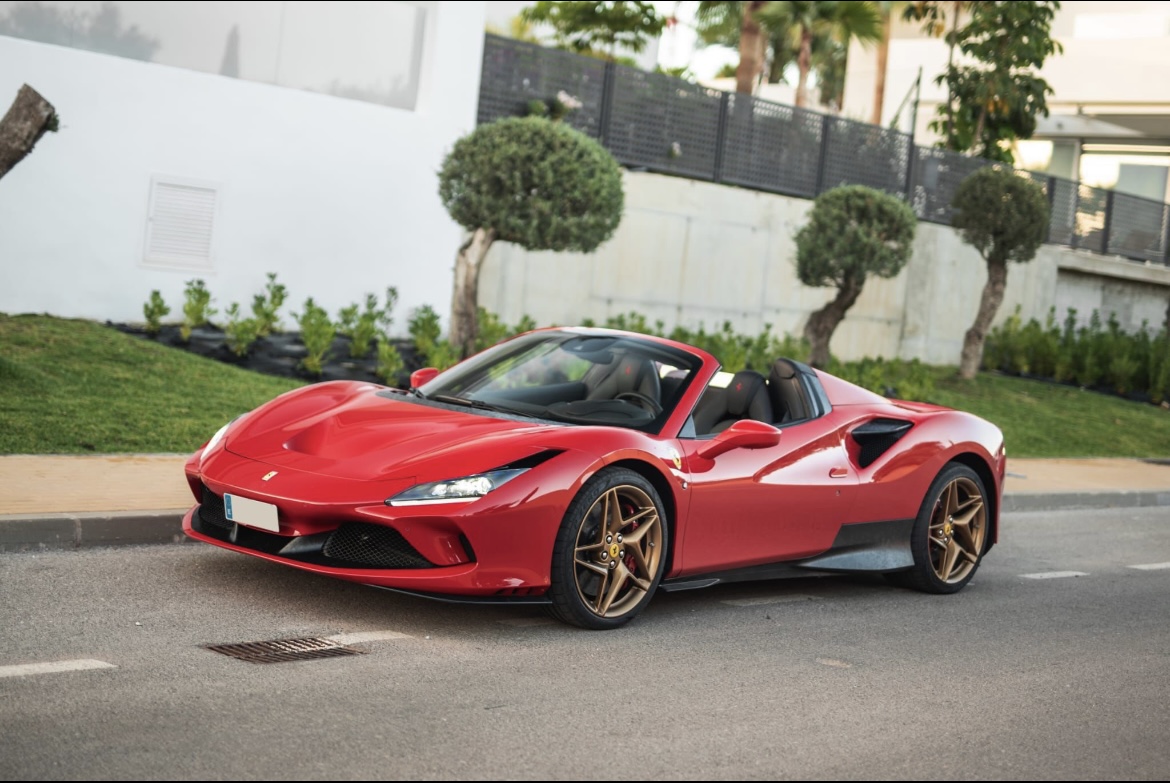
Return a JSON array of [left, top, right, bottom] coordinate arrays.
[[224, 382, 561, 481]]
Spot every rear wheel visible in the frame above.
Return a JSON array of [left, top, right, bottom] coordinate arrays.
[[900, 462, 989, 594], [548, 468, 667, 630]]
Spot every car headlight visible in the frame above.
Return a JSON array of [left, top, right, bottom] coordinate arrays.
[[199, 422, 232, 467], [386, 468, 528, 506]]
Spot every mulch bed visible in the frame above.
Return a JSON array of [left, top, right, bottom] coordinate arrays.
[[110, 323, 422, 388]]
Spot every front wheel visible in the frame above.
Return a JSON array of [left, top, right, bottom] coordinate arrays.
[[900, 462, 990, 594], [547, 468, 668, 630]]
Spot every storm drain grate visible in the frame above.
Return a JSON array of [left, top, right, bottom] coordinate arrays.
[[203, 637, 365, 664]]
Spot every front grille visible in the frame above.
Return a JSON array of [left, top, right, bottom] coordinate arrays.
[[323, 523, 435, 569], [199, 484, 232, 530]]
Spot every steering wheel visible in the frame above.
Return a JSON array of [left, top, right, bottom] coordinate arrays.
[[615, 391, 663, 416]]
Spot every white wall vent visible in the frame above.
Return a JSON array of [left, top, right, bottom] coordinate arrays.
[[143, 177, 219, 271]]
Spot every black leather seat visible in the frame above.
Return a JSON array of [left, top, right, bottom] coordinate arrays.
[[694, 370, 773, 434], [585, 354, 661, 406], [768, 359, 810, 423]]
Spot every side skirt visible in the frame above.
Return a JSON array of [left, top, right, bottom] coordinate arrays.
[[659, 518, 915, 593]]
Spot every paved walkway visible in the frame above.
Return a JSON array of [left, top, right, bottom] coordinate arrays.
[[1, 454, 1169, 551]]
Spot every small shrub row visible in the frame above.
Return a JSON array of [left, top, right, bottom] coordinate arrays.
[[985, 306, 1170, 403]]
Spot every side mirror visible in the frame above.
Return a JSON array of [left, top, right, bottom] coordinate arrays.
[[410, 367, 440, 389], [696, 419, 782, 461]]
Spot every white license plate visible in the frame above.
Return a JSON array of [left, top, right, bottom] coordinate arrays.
[[224, 494, 280, 533]]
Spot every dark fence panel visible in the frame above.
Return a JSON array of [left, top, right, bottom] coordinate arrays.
[[720, 94, 823, 198], [477, 35, 606, 139], [909, 147, 990, 225], [477, 35, 1170, 267], [1107, 193, 1168, 263], [1047, 176, 1078, 247], [819, 117, 913, 197], [605, 65, 723, 180], [1075, 185, 1109, 254]]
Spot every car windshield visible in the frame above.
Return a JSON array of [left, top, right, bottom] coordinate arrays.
[[416, 331, 703, 432]]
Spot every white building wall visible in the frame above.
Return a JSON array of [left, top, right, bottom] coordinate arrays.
[[481, 172, 1170, 365], [0, 2, 485, 333]]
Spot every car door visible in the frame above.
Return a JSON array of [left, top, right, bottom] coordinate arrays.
[[675, 409, 860, 576]]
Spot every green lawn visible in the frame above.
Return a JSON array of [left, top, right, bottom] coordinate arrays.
[[0, 314, 301, 454], [930, 368, 1170, 458], [2, 314, 1169, 457]]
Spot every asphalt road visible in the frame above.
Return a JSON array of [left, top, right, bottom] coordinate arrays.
[[2, 507, 1168, 780]]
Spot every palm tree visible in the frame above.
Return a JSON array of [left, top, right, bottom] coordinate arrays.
[[871, 1, 905, 124], [759, 1, 882, 108], [696, 1, 773, 95], [696, 1, 800, 90]]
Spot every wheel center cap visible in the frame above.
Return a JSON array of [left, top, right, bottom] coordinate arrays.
[[943, 522, 954, 537], [609, 543, 621, 559]]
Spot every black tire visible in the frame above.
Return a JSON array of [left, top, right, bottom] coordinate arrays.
[[901, 462, 990, 594], [547, 467, 668, 630]]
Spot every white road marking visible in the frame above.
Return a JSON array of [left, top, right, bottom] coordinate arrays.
[[327, 630, 412, 645], [1020, 571, 1089, 579], [1128, 562, 1170, 571], [722, 594, 821, 607], [497, 617, 557, 627], [0, 659, 116, 679], [816, 658, 852, 669]]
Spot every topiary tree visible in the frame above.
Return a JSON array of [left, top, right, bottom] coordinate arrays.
[[952, 166, 1049, 379], [438, 116, 624, 357], [796, 185, 917, 368]]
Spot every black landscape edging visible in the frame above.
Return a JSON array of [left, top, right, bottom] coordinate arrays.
[[110, 322, 422, 388]]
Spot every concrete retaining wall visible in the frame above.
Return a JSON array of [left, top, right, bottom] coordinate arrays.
[[480, 172, 1170, 364]]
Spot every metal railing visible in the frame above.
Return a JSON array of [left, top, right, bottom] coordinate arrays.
[[478, 34, 1170, 266]]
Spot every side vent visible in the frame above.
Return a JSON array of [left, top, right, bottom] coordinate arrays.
[[851, 419, 913, 468], [144, 176, 219, 271]]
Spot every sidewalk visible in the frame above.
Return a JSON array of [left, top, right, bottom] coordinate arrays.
[[1, 454, 1169, 552]]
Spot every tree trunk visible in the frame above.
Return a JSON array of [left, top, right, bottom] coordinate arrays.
[[804, 274, 865, 368], [958, 260, 1008, 379], [795, 26, 813, 108], [0, 85, 58, 182], [448, 227, 496, 360], [871, 9, 892, 125], [943, 1, 961, 147], [736, 1, 768, 95]]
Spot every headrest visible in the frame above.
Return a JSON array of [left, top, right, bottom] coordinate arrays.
[[725, 370, 768, 416]]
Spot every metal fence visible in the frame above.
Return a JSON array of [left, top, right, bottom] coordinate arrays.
[[478, 34, 1170, 266]]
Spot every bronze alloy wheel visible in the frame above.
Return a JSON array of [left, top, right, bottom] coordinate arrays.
[[548, 467, 668, 629], [894, 462, 991, 594], [572, 484, 663, 618], [928, 475, 987, 584]]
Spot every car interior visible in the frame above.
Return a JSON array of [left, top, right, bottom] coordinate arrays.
[[690, 358, 817, 437]]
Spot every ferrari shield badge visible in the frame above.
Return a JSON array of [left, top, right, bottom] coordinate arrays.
[[261, 471, 279, 482]]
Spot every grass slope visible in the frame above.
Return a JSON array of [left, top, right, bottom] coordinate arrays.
[[2, 314, 1168, 457], [0, 314, 301, 454], [930, 369, 1170, 458]]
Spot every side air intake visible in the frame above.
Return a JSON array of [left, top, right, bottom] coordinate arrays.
[[851, 419, 913, 468]]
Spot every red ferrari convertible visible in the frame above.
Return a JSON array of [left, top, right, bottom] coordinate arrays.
[[183, 327, 1005, 629]]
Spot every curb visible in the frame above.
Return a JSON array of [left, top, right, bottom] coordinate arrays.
[[3, 491, 1170, 553], [0, 510, 188, 553], [1001, 491, 1170, 513]]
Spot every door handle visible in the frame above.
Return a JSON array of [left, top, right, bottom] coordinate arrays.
[[829, 467, 848, 479]]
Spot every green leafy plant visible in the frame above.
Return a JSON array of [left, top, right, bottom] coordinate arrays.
[[293, 298, 335, 377], [250, 272, 287, 336], [180, 279, 216, 342], [223, 303, 262, 358], [142, 290, 170, 337], [408, 304, 443, 365], [951, 166, 1049, 378], [796, 184, 917, 367], [375, 336, 405, 386], [349, 296, 381, 358], [438, 116, 624, 357]]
